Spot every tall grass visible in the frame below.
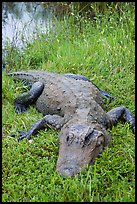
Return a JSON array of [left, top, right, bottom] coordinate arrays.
[[2, 3, 135, 202]]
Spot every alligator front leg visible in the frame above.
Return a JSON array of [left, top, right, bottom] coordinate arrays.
[[107, 106, 135, 134], [14, 81, 44, 113], [17, 114, 64, 141]]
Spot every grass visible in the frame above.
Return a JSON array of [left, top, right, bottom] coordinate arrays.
[[2, 3, 135, 202]]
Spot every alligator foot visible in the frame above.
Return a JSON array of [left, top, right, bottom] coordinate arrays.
[[15, 103, 28, 114], [17, 114, 64, 141], [107, 106, 135, 134], [17, 130, 30, 141]]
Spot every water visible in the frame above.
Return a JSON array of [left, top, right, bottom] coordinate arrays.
[[2, 2, 54, 50]]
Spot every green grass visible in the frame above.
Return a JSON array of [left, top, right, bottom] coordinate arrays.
[[2, 3, 135, 202]]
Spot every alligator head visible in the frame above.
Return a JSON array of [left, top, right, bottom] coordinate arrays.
[[56, 123, 111, 177]]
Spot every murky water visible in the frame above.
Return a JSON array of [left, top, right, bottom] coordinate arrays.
[[2, 2, 54, 50]]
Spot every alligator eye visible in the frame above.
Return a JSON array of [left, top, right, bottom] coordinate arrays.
[[84, 134, 92, 145], [66, 133, 75, 145], [84, 130, 94, 145], [84, 129, 101, 146], [66, 136, 69, 142]]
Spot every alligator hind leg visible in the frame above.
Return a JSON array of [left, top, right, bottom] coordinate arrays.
[[14, 81, 44, 113], [64, 73, 114, 99], [17, 114, 64, 141], [107, 106, 135, 134]]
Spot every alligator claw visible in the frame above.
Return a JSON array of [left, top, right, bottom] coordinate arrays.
[[17, 130, 29, 141], [15, 103, 28, 114], [9, 133, 16, 137], [9, 130, 28, 140]]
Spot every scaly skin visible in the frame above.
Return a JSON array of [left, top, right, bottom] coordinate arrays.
[[8, 70, 135, 177]]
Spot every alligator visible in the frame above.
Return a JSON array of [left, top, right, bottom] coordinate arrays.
[[8, 70, 135, 177]]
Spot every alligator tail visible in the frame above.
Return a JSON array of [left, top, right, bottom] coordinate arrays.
[[8, 71, 38, 82]]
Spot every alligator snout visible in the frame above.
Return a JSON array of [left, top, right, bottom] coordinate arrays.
[[56, 123, 111, 176], [59, 168, 74, 177], [57, 162, 79, 177]]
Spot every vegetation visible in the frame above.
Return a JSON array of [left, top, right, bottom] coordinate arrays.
[[2, 3, 135, 202]]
